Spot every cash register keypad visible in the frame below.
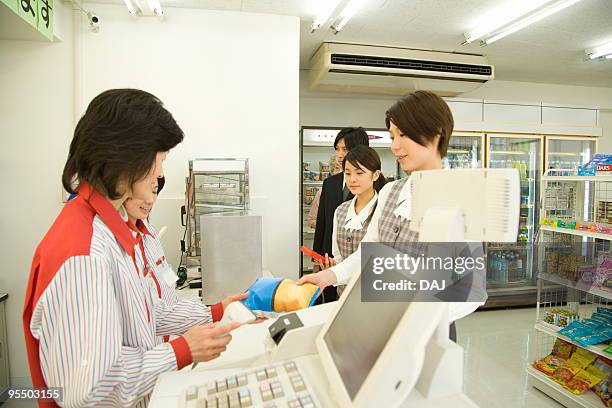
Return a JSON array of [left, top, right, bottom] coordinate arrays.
[[182, 361, 317, 408]]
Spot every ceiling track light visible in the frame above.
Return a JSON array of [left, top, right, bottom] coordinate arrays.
[[463, 0, 582, 46]]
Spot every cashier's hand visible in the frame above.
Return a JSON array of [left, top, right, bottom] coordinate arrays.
[[182, 322, 239, 363], [296, 268, 337, 290], [317, 253, 337, 270], [221, 292, 250, 311]]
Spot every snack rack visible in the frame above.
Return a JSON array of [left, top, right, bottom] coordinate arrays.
[[528, 169, 612, 407]]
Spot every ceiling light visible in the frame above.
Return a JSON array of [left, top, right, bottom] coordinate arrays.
[[146, 0, 163, 16], [463, 0, 582, 46], [331, 0, 367, 34], [123, 0, 139, 15], [463, 0, 549, 44], [311, 0, 342, 33], [482, 0, 581, 45], [587, 42, 612, 60]]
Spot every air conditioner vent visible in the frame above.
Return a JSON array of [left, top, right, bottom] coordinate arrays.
[[330, 54, 493, 77]]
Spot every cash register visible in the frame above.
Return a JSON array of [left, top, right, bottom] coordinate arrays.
[[148, 168, 520, 408]]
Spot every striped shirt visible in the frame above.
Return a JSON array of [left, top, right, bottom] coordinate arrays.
[[127, 219, 223, 345], [23, 183, 194, 408]]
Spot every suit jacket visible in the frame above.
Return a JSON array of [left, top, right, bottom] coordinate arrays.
[[313, 173, 354, 260]]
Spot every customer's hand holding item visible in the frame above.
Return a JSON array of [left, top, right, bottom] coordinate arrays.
[[221, 292, 250, 312], [317, 253, 337, 270], [182, 322, 239, 362], [296, 268, 338, 290]]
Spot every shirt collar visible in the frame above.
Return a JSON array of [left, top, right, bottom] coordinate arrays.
[[397, 176, 411, 204], [344, 191, 378, 231], [135, 219, 153, 236], [393, 177, 412, 221], [77, 182, 138, 256], [126, 219, 153, 238]]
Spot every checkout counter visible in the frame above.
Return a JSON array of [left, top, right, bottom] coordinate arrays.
[[148, 168, 520, 408], [149, 282, 478, 408]]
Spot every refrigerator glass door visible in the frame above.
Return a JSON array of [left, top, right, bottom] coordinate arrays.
[[444, 133, 484, 169], [545, 137, 597, 171], [487, 135, 543, 288]]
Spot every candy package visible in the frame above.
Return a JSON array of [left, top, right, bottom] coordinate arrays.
[[559, 322, 591, 340], [533, 355, 567, 376], [544, 310, 557, 325], [558, 311, 580, 327], [575, 326, 612, 347], [553, 348, 598, 385], [543, 308, 579, 327], [591, 312, 612, 324], [533, 339, 575, 376], [552, 338, 575, 360], [593, 358, 612, 406], [564, 365, 608, 395]]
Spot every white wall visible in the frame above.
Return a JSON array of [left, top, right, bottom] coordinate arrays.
[[0, 2, 74, 386], [0, 4, 299, 387], [300, 73, 612, 150], [78, 5, 300, 279]]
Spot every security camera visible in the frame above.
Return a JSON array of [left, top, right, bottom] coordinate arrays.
[[87, 12, 100, 32]]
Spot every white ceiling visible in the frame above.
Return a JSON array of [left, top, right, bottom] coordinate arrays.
[[87, 0, 612, 87]]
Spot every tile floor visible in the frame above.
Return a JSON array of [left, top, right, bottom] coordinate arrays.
[[457, 307, 564, 408]]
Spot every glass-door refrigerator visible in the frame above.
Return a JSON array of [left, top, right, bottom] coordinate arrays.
[[545, 136, 598, 171], [299, 127, 400, 276], [443, 132, 485, 169], [485, 134, 543, 306]]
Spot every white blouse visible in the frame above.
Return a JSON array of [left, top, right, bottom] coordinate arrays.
[[331, 192, 378, 263]]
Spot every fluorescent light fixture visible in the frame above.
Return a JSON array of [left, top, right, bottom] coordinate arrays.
[[587, 42, 612, 60], [463, 0, 582, 46], [311, 0, 342, 33], [146, 0, 163, 16], [482, 0, 581, 45], [463, 0, 549, 44], [123, 0, 138, 15], [331, 0, 367, 34]]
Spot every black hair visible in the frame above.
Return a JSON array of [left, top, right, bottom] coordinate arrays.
[[62, 89, 184, 199], [342, 145, 387, 192], [156, 176, 165, 195], [333, 127, 370, 150], [385, 90, 453, 158]]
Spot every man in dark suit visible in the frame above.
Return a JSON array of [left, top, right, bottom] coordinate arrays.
[[312, 127, 370, 303]]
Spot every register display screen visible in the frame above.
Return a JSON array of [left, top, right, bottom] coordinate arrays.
[[323, 278, 409, 400]]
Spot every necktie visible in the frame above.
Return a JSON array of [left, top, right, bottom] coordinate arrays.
[[342, 184, 350, 201]]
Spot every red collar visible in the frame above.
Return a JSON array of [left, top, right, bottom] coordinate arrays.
[[135, 219, 153, 236], [127, 219, 153, 237], [77, 182, 137, 256]]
